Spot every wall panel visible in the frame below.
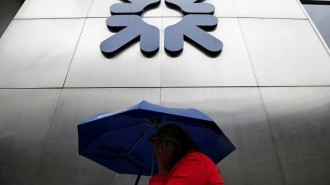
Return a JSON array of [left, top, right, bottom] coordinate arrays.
[[0, 19, 84, 88], [162, 0, 237, 18], [15, 0, 93, 19], [65, 18, 162, 88], [88, 0, 163, 18], [161, 18, 257, 87], [232, 0, 306, 19], [261, 87, 330, 185], [240, 18, 330, 86], [0, 89, 61, 185]]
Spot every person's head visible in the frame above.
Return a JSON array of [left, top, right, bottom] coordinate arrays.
[[150, 124, 197, 163]]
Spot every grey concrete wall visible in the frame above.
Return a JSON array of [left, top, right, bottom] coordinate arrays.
[[0, 0, 330, 185]]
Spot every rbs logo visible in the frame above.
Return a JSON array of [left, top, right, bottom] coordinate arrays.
[[100, 0, 223, 57]]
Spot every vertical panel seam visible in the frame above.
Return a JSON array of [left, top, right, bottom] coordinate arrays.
[[30, 88, 65, 185], [257, 87, 288, 185], [62, 0, 94, 88], [62, 18, 88, 88], [236, 18, 260, 86]]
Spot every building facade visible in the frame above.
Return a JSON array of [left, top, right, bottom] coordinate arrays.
[[0, 0, 330, 185]]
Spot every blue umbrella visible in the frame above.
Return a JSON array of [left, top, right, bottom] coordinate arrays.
[[77, 101, 235, 184]]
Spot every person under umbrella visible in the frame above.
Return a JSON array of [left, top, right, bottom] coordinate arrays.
[[149, 124, 224, 185]]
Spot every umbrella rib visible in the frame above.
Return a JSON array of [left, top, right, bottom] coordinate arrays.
[[79, 120, 152, 153], [118, 126, 152, 174], [114, 118, 152, 131], [128, 126, 151, 155]]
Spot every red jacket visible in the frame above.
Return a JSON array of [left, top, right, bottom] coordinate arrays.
[[149, 151, 224, 185]]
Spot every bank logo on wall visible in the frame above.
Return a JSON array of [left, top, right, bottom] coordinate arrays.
[[100, 0, 223, 57]]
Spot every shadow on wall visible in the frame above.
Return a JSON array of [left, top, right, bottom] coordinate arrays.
[[0, 0, 25, 38]]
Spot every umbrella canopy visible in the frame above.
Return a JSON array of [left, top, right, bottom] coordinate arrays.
[[77, 100, 235, 176]]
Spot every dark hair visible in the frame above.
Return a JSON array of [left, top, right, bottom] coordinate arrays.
[[150, 124, 197, 163]]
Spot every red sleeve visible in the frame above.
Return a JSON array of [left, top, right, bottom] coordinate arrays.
[[149, 173, 168, 185], [149, 152, 224, 185]]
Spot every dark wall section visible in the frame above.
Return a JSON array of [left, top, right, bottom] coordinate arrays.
[[0, 0, 25, 37], [301, 1, 330, 48], [303, 4, 330, 48], [301, 0, 330, 5]]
